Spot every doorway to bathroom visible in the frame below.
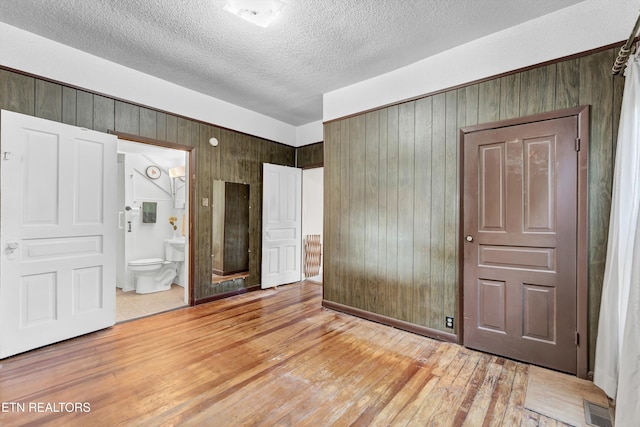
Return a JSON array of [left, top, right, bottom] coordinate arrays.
[[115, 137, 192, 322]]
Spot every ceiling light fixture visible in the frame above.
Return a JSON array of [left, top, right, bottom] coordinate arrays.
[[223, 0, 286, 28]]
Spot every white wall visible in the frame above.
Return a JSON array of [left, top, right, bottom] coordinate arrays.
[[302, 167, 324, 275], [324, 0, 639, 122], [296, 120, 324, 147]]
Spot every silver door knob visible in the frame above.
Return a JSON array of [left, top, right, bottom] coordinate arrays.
[[465, 235, 474, 242]]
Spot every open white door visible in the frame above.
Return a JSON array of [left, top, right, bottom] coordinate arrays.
[[0, 110, 117, 359], [261, 163, 302, 289]]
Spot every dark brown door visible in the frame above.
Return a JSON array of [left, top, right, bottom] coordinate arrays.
[[463, 116, 578, 374]]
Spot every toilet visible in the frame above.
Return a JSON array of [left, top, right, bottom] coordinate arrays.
[[127, 238, 185, 294], [127, 258, 176, 294]]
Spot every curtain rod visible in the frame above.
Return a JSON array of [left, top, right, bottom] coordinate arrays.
[[613, 13, 640, 75]]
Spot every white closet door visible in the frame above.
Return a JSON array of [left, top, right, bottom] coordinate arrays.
[[0, 110, 117, 359], [261, 163, 302, 288]]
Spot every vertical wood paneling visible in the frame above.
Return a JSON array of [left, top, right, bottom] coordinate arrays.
[[140, 108, 157, 139], [579, 49, 615, 368], [93, 95, 114, 132], [245, 136, 258, 288], [499, 74, 520, 120], [115, 101, 139, 134], [413, 97, 432, 325], [339, 120, 351, 304], [35, 80, 62, 122], [364, 111, 380, 313], [443, 90, 459, 330], [0, 69, 35, 114], [385, 106, 399, 317], [177, 118, 191, 146], [165, 115, 178, 143], [556, 59, 580, 110], [465, 84, 479, 126], [156, 112, 167, 141], [429, 94, 447, 329], [478, 79, 500, 123], [76, 90, 94, 129], [377, 109, 388, 315], [220, 129, 233, 178], [296, 142, 324, 168], [61, 87, 77, 125], [519, 64, 557, 116], [323, 47, 622, 371], [349, 115, 366, 310], [397, 102, 415, 322], [196, 123, 213, 296], [324, 122, 340, 301], [322, 122, 340, 301]]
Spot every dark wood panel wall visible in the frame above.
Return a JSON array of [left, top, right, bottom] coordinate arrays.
[[323, 47, 624, 371], [0, 67, 295, 302], [296, 142, 324, 168]]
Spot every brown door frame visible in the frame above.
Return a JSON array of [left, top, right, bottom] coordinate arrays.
[[459, 105, 589, 379], [109, 131, 197, 307]]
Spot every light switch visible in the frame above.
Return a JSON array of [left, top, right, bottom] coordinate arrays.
[[202, 197, 209, 207]]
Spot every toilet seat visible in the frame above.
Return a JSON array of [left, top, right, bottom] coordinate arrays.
[[129, 258, 164, 267]]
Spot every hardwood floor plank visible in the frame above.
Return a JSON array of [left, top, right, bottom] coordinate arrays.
[[500, 363, 530, 426], [462, 356, 503, 426], [484, 359, 519, 427], [425, 349, 483, 425], [0, 281, 601, 426]]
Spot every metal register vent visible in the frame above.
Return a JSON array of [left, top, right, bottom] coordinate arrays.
[[584, 400, 613, 427]]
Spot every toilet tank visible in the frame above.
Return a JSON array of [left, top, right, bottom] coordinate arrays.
[[165, 238, 185, 262]]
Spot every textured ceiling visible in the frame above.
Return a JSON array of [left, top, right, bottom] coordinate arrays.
[[0, 0, 586, 126]]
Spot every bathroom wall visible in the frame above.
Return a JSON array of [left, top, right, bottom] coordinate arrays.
[[119, 151, 186, 290]]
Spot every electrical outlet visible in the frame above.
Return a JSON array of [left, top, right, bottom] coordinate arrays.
[[445, 316, 454, 329]]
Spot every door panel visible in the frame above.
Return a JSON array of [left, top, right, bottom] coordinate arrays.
[[1, 110, 117, 359], [261, 163, 302, 288], [463, 116, 578, 374]]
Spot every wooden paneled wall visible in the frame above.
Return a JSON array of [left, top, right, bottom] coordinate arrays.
[[0, 67, 295, 302], [296, 142, 324, 168], [323, 47, 624, 371]]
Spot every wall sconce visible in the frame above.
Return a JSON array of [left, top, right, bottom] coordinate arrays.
[[169, 165, 186, 179], [169, 165, 186, 208], [209, 137, 219, 147]]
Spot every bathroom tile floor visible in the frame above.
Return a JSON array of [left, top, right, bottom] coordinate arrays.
[[116, 284, 187, 323]]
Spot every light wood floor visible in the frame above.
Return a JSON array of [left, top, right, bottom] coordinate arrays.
[[0, 281, 606, 426]]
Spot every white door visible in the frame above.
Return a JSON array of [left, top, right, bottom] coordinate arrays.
[[262, 163, 302, 289], [0, 110, 117, 359]]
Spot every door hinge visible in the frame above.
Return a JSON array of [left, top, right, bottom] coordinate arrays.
[[575, 138, 581, 152], [575, 331, 580, 345]]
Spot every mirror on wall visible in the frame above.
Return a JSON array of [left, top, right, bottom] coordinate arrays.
[[211, 180, 250, 287]]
